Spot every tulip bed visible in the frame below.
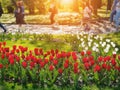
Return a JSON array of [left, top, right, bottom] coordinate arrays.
[[0, 33, 120, 90]]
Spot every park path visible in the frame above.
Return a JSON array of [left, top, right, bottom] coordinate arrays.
[[0, 20, 117, 34]]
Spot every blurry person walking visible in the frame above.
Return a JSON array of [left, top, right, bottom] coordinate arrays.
[[49, 0, 58, 25], [14, 0, 25, 30], [0, 2, 7, 33]]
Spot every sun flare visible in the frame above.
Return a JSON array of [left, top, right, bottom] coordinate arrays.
[[61, 0, 73, 5]]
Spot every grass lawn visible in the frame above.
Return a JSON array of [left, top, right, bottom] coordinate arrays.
[[0, 83, 120, 90]]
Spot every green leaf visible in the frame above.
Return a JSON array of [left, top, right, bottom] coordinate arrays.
[[94, 72, 99, 81]]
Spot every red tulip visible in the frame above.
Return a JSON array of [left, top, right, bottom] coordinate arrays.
[[115, 66, 120, 71], [3, 42, 6, 46], [72, 54, 77, 61], [64, 63, 69, 68], [15, 56, 20, 62], [6, 52, 10, 58], [90, 60, 95, 66], [89, 55, 94, 61], [40, 62, 45, 68], [56, 54, 61, 59], [94, 65, 101, 72], [13, 45, 17, 50], [39, 48, 43, 55], [34, 48, 39, 55], [55, 49, 59, 54], [49, 65, 54, 71], [84, 62, 90, 70], [25, 56, 31, 61], [4, 47, 9, 52], [16, 49, 20, 53], [22, 61, 27, 68], [74, 68, 79, 74], [51, 49, 54, 54], [0, 64, 3, 69], [1, 54, 5, 59], [74, 62, 79, 68], [0, 42, 2, 47], [86, 50, 92, 55], [61, 52, 66, 58], [44, 59, 49, 64], [118, 55, 120, 60], [113, 54, 116, 58], [9, 58, 14, 65], [111, 58, 116, 66], [65, 59, 69, 64], [66, 52, 71, 58], [106, 65, 111, 71], [58, 68, 63, 74], [102, 63, 107, 69], [98, 56, 103, 62], [104, 56, 111, 62], [80, 51, 85, 56], [21, 54, 25, 59], [53, 60, 58, 66], [10, 50, 15, 54], [49, 55, 54, 61], [44, 54, 48, 57], [47, 51, 50, 55], [37, 58, 42, 63], [30, 62, 35, 68], [82, 57, 89, 63]]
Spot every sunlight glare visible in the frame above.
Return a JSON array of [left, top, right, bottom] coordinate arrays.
[[61, 0, 73, 5]]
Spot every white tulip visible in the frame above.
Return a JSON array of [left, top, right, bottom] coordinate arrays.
[[106, 44, 111, 48], [115, 48, 119, 52], [104, 49, 109, 53], [90, 39, 93, 42], [92, 46, 96, 51], [79, 44, 81, 47], [81, 38, 84, 41], [81, 42, 85, 47], [84, 36, 86, 39], [88, 42, 91, 47], [95, 44, 99, 47], [113, 51, 116, 54], [100, 41, 102, 45], [111, 42, 116, 47], [94, 35, 99, 40], [85, 47, 88, 51], [100, 36, 103, 41], [112, 44, 116, 47], [106, 39, 110, 43], [96, 48, 99, 52]]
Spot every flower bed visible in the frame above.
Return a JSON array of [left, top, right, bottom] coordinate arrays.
[[0, 41, 120, 89]]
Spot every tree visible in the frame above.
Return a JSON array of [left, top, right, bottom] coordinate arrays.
[[90, 0, 102, 16], [34, 0, 47, 14], [73, 0, 79, 12], [23, 0, 35, 14], [107, 0, 113, 10]]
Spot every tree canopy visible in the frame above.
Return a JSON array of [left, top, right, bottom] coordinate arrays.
[[0, 0, 113, 14]]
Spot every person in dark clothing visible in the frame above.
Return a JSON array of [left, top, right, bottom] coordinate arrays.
[[49, 0, 58, 24], [14, 0, 25, 27], [89, 0, 102, 17], [0, 2, 7, 33], [110, 0, 119, 23]]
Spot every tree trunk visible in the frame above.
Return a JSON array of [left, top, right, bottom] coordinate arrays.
[[73, 0, 79, 12], [107, 0, 112, 10]]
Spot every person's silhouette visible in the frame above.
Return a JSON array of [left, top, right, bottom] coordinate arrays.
[[0, 2, 7, 32], [0, 2, 7, 33]]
